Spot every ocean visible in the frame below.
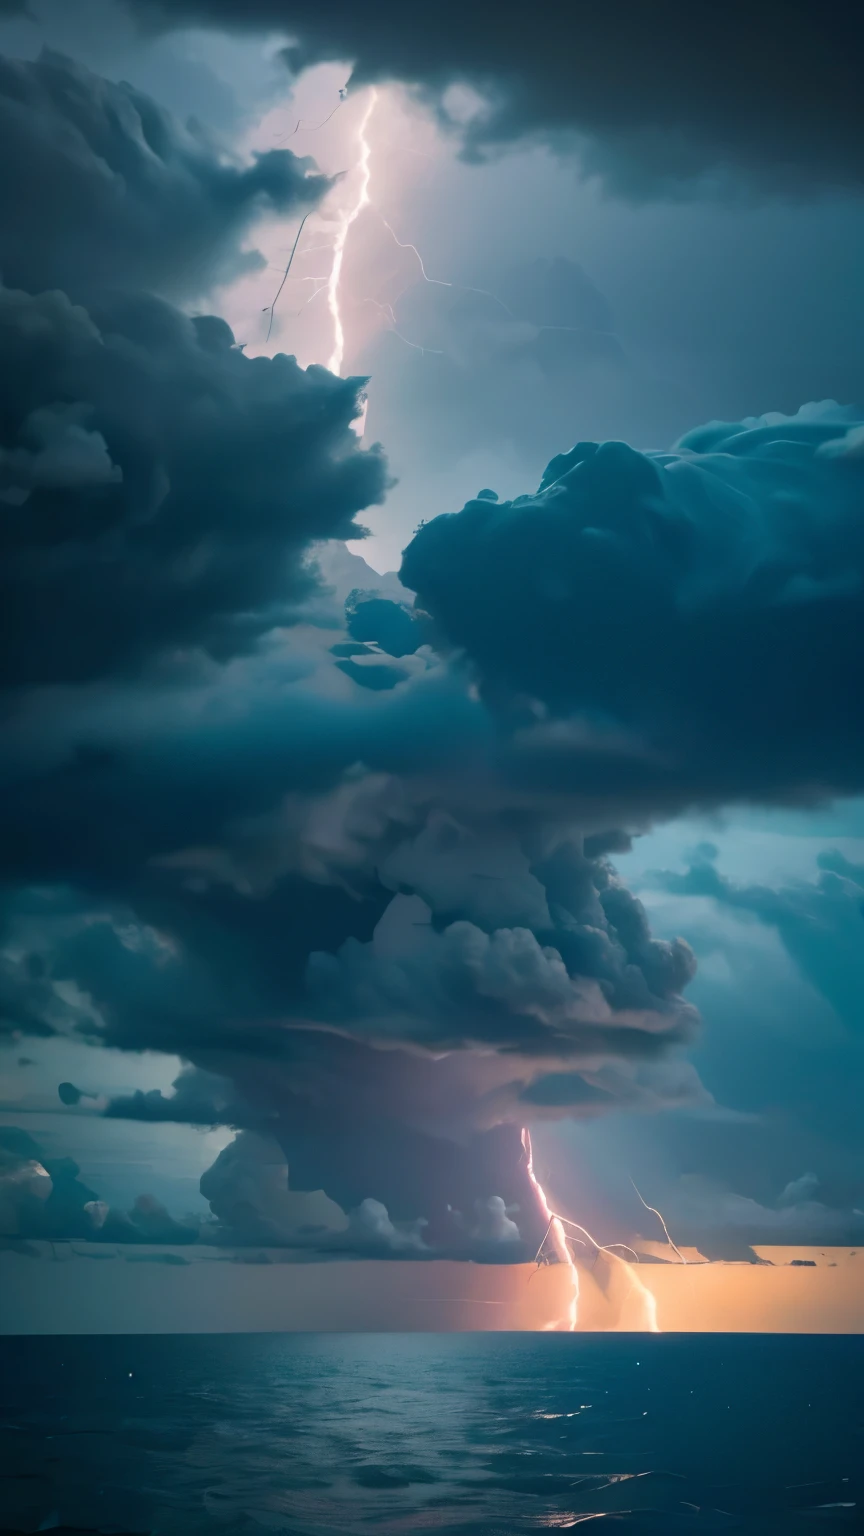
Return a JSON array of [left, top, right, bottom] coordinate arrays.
[[0, 1334, 862, 1533]]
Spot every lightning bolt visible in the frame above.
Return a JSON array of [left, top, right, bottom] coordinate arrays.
[[522, 1127, 578, 1331], [269, 86, 592, 390], [549, 1219, 642, 1266], [326, 89, 378, 377], [364, 298, 444, 357], [262, 111, 679, 1325], [553, 1213, 659, 1333], [524, 1128, 661, 1332], [630, 1177, 688, 1264], [315, 93, 516, 387], [377, 215, 518, 320]]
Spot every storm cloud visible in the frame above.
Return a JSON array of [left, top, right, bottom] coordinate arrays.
[[124, 0, 864, 197], [9, 398, 864, 1243], [401, 404, 864, 815], [0, 280, 386, 687], [6, 398, 863, 1245], [2, 17, 861, 1256], [0, 49, 328, 302]]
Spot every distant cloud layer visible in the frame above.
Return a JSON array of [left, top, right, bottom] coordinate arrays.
[[0, 1126, 198, 1244], [124, 0, 864, 197], [653, 843, 864, 1041]]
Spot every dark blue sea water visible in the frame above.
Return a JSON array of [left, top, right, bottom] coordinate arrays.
[[0, 1334, 862, 1533]]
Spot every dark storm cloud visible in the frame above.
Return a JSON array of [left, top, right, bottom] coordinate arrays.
[[345, 595, 422, 658], [197, 1129, 443, 1255], [199, 1131, 349, 1245], [5, 804, 700, 1247], [0, 280, 387, 687], [306, 841, 697, 1058], [7, 17, 857, 1265], [104, 1067, 265, 1129], [8, 398, 864, 1248], [0, 807, 697, 1071], [401, 404, 864, 815], [0, 25, 709, 1254], [0, 49, 328, 302], [198, 1123, 539, 1257], [18, 408, 858, 1248], [124, 0, 863, 197], [0, 38, 374, 694]]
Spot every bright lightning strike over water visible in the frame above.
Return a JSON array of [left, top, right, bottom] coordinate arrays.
[[631, 1177, 688, 1264], [524, 1130, 660, 1332], [522, 1127, 578, 1331], [326, 89, 378, 376], [555, 1214, 660, 1334]]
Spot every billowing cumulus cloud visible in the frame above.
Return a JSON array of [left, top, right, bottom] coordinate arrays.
[[306, 884, 695, 1058], [401, 404, 864, 816], [7, 395, 864, 1247], [0, 49, 328, 302], [0, 281, 387, 687], [470, 1195, 520, 1245], [124, 0, 863, 198], [9, 397, 864, 1247], [346, 1197, 428, 1254]]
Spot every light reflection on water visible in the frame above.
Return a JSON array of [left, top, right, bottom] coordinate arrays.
[[0, 1333, 861, 1533]]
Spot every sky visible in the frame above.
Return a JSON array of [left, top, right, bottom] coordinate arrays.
[[1, 0, 864, 1316]]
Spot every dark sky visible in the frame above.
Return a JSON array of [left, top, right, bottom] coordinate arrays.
[[1, 0, 863, 1280]]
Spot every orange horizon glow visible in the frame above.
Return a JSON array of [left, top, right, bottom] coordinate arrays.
[[1, 1244, 862, 1334]]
